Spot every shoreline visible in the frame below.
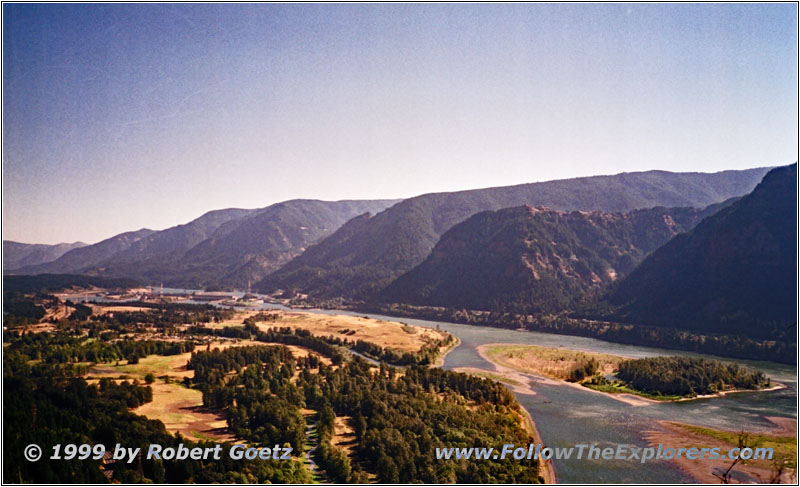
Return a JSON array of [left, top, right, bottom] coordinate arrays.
[[445, 360, 556, 482], [477, 342, 786, 405], [517, 403, 558, 484], [474, 343, 651, 406], [643, 419, 797, 483], [430, 334, 461, 368], [448, 362, 558, 481], [345, 303, 797, 367], [451, 366, 537, 395]]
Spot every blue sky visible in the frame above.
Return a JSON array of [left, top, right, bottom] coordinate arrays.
[[3, 3, 797, 244]]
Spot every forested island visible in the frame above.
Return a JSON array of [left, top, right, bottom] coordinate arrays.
[[585, 356, 771, 400], [479, 344, 773, 402]]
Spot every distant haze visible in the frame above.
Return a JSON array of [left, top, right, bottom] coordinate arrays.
[[2, 3, 797, 244]]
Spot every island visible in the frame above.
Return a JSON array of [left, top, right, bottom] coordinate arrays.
[[476, 343, 777, 402]]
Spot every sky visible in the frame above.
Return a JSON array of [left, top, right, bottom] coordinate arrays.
[[2, 3, 797, 245]]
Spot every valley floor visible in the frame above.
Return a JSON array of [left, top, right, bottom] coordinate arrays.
[[80, 307, 537, 482]]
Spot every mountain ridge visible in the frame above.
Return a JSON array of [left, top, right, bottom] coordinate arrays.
[[379, 202, 734, 313], [8, 199, 399, 289], [259, 167, 772, 298], [2, 241, 88, 270]]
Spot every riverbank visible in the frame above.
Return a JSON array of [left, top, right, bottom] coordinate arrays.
[[451, 367, 536, 395], [430, 334, 460, 368], [450, 366, 556, 482], [643, 419, 797, 483], [517, 404, 557, 484], [346, 302, 797, 365]]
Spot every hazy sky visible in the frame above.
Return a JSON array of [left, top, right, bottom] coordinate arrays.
[[3, 3, 797, 244]]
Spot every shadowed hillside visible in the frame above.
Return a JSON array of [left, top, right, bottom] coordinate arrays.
[[3, 241, 87, 270], [602, 164, 797, 340], [380, 203, 731, 313], [260, 168, 770, 298]]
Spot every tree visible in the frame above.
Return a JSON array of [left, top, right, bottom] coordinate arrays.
[[714, 431, 750, 484]]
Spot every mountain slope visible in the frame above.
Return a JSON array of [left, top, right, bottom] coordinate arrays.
[[259, 167, 770, 298], [74, 208, 258, 285], [12, 229, 156, 275], [11, 199, 399, 289], [603, 164, 797, 340], [379, 203, 728, 313], [170, 199, 400, 288], [3, 241, 87, 270], [11, 207, 252, 278]]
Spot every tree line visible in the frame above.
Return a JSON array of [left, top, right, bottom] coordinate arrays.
[[615, 356, 769, 397], [360, 303, 796, 364]]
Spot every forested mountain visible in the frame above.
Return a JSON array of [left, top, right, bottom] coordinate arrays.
[[2, 240, 87, 270], [6, 168, 773, 295], [50, 208, 259, 283], [10, 200, 398, 289], [9, 208, 254, 278], [259, 168, 769, 298], [11, 228, 156, 275], [379, 203, 730, 314], [171, 199, 399, 288], [602, 164, 797, 341], [107, 208, 257, 261]]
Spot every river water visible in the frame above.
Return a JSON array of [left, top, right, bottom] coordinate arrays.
[[93, 290, 797, 483]]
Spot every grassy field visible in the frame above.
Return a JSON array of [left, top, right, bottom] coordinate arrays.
[[246, 310, 451, 353], [86, 339, 329, 380], [481, 343, 623, 380], [89, 339, 320, 442], [94, 354, 193, 378], [89, 340, 244, 379], [132, 382, 234, 442], [87, 341, 256, 442]]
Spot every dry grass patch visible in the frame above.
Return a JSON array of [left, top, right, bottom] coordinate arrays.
[[481, 343, 623, 380], [132, 382, 233, 442], [16, 323, 56, 334], [90, 304, 153, 315], [332, 416, 357, 454], [252, 311, 449, 353]]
